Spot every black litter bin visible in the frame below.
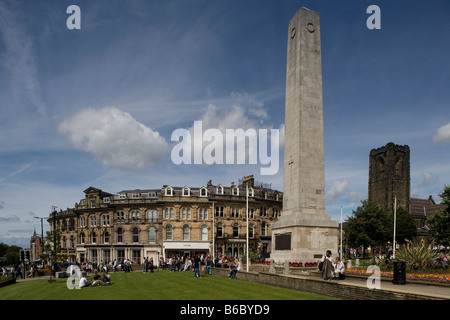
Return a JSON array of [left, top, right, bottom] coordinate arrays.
[[392, 260, 406, 285]]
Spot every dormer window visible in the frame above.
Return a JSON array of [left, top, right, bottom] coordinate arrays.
[[118, 194, 126, 199], [103, 197, 110, 203], [132, 193, 140, 199], [232, 186, 239, 196], [248, 187, 254, 197], [217, 185, 223, 195], [165, 186, 173, 196], [183, 186, 190, 197], [200, 187, 207, 197]]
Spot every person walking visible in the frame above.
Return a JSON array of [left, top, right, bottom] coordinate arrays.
[[193, 254, 201, 278]]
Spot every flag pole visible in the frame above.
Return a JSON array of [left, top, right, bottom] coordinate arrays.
[[393, 196, 397, 259], [246, 184, 249, 272], [340, 206, 343, 261]]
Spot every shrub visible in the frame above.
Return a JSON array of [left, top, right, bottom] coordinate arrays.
[[394, 241, 440, 271]]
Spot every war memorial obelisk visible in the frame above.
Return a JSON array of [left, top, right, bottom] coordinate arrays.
[[271, 7, 338, 263]]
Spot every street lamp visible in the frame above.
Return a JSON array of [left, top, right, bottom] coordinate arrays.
[[34, 217, 45, 262], [49, 206, 58, 282]]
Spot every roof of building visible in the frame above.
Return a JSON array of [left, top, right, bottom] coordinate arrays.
[[410, 196, 447, 218]]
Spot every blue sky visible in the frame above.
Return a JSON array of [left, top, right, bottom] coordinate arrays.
[[0, 0, 449, 248]]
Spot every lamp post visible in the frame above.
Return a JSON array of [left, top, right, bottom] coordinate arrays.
[[49, 206, 58, 281]]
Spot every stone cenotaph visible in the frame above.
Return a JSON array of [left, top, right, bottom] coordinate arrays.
[[271, 7, 339, 264]]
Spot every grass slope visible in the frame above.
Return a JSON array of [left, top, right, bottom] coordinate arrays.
[[0, 270, 337, 300]]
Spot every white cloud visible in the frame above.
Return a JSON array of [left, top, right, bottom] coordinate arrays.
[[433, 122, 450, 145], [58, 107, 169, 171], [326, 180, 349, 202]]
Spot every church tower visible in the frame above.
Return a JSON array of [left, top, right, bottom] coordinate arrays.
[[368, 142, 410, 212]]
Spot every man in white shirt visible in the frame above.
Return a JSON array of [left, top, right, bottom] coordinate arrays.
[[333, 257, 346, 280], [79, 275, 89, 287]]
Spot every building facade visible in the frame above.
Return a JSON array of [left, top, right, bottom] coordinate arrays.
[[49, 175, 282, 265]]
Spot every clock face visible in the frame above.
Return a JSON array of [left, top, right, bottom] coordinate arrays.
[[290, 27, 296, 39], [307, 23, 315, 33]]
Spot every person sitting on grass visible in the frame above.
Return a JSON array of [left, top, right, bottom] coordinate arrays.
[[79, 275, 90, 288], [102, 272, 111, 285], [91, 273, 105, 286]]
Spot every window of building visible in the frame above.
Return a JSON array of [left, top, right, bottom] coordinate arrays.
[[261, 221, 267, 236], [90, 200, 96, 208], [217, 185, 223, 195], [165, 186, 173, 196], [217, 223, 223, 238], [165, 207, 174, 219], [131, 193, 140, 199], [80, 216, 85, 228], [131, 210, 140, 221], [272, 207, 279, 218], [181, 208, 191, 219], [118, 193, 126, 199], [183, 224, 190, 241], [248, 187, 254, 197], [91, 250, 98, 264], [231, 207, 239, 218], [103, 197, 110, 203], [117, 228, 123, 243], [215, 206, 224, 217], [132, 227, 139, 242], [260, 206, 267, 217], [233, 223, 239, 238], [80, 232, 85, 244], [201, 225, 208, 240], [148, 210, 157, 222], [62, 236, 66, 249], [232, 186, 239, 196], [200, 187, 207, 197], [248, 208, 254, 219], [91, 232, 96, 244], [149, 227, 156, 243], [132, 250, 141, 264], [90, 215, 96, 227], [117, 250, 125, 261], [166, 224, 173, 240], [249, 224, 254, 238], [116, 211, 124, 221], [69, 219, 75, 231], [102, 214, 110, 226], [104, 232, 109, 244], [198, 208, 208, 220], [183, 186, 190, 196]]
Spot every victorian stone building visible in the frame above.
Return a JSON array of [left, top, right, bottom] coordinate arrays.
[[49, 175, 282, 265]]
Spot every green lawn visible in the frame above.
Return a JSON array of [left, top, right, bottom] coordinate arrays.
[[0, 270, 337, 300]]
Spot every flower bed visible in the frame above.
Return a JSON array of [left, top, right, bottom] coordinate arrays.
[[345, 267, 450, 284], [0, 276, 16, 288]]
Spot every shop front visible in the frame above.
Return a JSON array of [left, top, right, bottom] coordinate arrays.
[[163, 240, 211, 261]]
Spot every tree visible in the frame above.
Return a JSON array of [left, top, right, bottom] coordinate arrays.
[[0, 243, 22, 266], [427, 185, 450, 246], [344, 200, 390, 257], [387, 207, 417, 244]]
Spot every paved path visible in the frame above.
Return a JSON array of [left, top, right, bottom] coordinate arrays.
[[316, 274, 450, 300]]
